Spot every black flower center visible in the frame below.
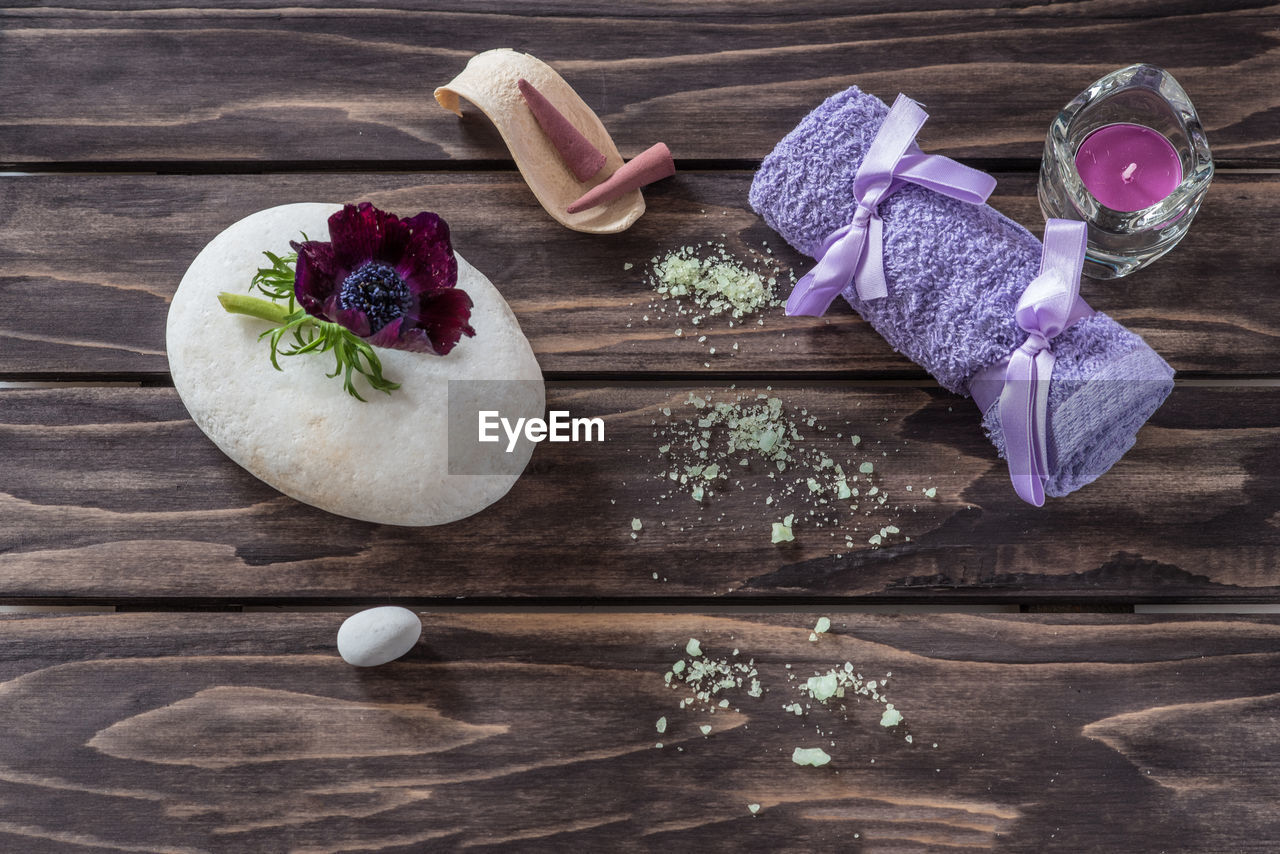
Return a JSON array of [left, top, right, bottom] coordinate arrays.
[[339, 263, 412, 333]]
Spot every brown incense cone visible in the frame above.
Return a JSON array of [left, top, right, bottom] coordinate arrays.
[[566, 143, 675, 214], [518, 78, 607, 183]]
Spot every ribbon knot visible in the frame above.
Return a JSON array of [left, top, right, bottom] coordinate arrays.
[[785, 94, 998, 316], [1019, 331, 1051, 358], [969, 219, 1094, 507]]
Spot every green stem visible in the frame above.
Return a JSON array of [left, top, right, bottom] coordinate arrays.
[[218, 292, 297, 325]]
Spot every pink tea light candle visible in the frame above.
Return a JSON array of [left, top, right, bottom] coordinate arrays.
[[1074, 123, 1183, 212]]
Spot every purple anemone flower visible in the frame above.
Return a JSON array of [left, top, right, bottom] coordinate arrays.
[[290, 203, 475, 355]]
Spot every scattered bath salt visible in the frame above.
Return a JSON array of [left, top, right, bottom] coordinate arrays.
[[631, 518, 643, 531], [647, 389, 910, 551], [635, 242, 794, 362], [925, 487, 937, 498], [748, 803, 761, 815], [649, 244, 780, 318], [791, 747, 832, 767], [655, 629, 914, 771], [663, 640, 761, 712], [624, 262, 634, 271]]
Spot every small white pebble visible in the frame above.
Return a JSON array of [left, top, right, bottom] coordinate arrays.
[[336, 606, 422, 667]]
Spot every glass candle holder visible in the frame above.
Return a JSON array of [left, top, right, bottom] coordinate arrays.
[[1038, 64, 1213, 279]]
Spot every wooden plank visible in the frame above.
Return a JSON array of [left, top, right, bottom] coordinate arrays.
[[1, 383, 1276, 604], [0, 610, 1278, 852], [2, 3, 1277, 166], [1, 171, 1275, 379]]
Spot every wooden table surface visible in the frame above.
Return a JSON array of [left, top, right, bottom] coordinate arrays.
[[2, 2, 1278, 851]]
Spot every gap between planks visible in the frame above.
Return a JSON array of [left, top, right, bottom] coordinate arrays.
[[8, 604, 1280, 615]]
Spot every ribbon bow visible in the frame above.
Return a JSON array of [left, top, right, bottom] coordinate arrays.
[[969, 219, 1095, 507], [785, 94, 997, 316]]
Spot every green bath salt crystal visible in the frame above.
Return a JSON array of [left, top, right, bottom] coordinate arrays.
[[771, 513, 795, 544], [880, 704, 904, 727], [791, 747, 832, 767], [806, 673, 839, 702]]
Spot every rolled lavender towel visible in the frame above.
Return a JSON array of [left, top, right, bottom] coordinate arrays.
[[749, 86, 1174, 498]]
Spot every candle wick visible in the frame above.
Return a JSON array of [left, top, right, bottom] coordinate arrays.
[[1121, 162, 1138, 183]]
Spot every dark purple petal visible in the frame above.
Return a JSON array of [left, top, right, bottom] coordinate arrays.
[[366, 316, 407, 350], [414, 288, 476, 355], [335, 305, 372, 338], [388, 327, 444, 354], [327, 202, 415, 272], [396, 212, 457, 294], [291, 239, 339, 317]]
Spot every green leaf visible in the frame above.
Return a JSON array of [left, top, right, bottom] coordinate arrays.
[[217, 245, 402, 401]]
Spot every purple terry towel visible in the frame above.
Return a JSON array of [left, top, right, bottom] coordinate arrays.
[[749, 86, 1175, 498]]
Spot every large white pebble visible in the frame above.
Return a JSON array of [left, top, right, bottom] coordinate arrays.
[[167, 202, 545, 526], [337, 606, 423, 667]]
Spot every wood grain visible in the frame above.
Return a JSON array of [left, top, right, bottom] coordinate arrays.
[[1, 383, 1276, 604], [2, 2, 1277, 167], [0, 611, 1278, 852], [1, 171, 1275, 379]]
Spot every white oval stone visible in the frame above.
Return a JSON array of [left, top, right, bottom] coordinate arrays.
[[337, 606, 423, 667], [167, 203, 545, 525]]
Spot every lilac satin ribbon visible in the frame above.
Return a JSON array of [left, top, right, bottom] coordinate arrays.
[[969, 219, 1094, 507], [785, 94, 997, 316]]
